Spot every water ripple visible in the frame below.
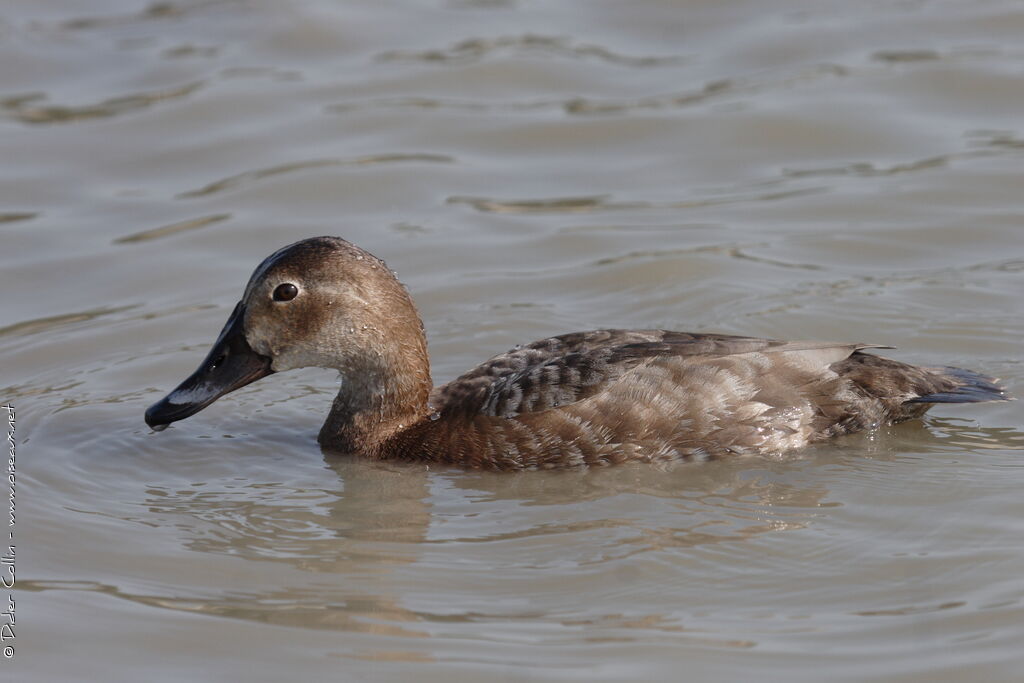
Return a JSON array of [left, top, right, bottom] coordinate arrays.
[[872, 50, 943, 63], [326, 96, 549, 115], [0, 305, 136, 339], [3, 81, 203, 125], [967, 129, 1024, 151], [854, 600, 966, 617], [115, 213, 231, 244], [46, 0, 235, 31], [0, 212, 36, 224], [782, 155, 953, 178], [327, 64, 848, 118], [447, 186, 826, 215], [447, 194, 641, 214], [376, 34, 687, 68], [177, 154, 455, 198]]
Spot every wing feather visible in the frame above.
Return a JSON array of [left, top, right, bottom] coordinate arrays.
[[431, 329, 874, 419]]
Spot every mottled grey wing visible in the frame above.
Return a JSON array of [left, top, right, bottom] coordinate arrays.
[[431, 329, 866, 419]]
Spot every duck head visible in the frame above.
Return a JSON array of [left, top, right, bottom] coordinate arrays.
[[145, 236, 431, 434]]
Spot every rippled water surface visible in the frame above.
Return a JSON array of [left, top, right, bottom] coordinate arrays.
[[4, 1, 1024, 680]]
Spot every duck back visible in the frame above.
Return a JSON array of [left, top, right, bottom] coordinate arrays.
[[377, 330, 1008, 469]]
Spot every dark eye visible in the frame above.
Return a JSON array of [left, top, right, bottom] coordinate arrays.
[[273, 283, 299, 302]]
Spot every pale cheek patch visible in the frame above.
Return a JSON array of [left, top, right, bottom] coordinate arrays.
[[245, 325, 275, 359], [271, 347, 332, 372]]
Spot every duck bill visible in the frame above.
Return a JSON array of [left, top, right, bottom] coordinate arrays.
[[145, 302, 274, 431]]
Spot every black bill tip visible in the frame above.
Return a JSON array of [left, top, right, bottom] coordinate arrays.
[[145, 302, 274, 432]]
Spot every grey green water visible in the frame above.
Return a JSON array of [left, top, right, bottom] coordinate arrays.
[[3, 1, 1023, 680]]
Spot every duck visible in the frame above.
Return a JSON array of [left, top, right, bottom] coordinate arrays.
[[145, 236, 1010, 469]]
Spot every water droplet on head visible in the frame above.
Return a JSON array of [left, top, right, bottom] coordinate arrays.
[[355, 254, 364, 260], [429, 411, 441, 421]]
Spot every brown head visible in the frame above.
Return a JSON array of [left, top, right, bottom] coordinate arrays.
[[145, 236, 432, 442]]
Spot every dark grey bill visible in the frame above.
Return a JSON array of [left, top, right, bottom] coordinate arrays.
[[145, 302, 274, 431]]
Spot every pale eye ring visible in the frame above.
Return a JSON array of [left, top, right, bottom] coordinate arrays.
[[273, 283, 299, 302]]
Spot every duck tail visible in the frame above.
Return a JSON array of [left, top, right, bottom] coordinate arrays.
[[906, 366, 1012, 404]]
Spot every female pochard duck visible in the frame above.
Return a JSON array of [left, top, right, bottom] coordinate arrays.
[[145, 236, 1008, 469]]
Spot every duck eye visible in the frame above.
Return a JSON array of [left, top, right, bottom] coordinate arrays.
[[273, 283, 299, 302]]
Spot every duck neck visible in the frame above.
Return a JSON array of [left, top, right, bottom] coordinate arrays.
[[317, 337, 432, 456]]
